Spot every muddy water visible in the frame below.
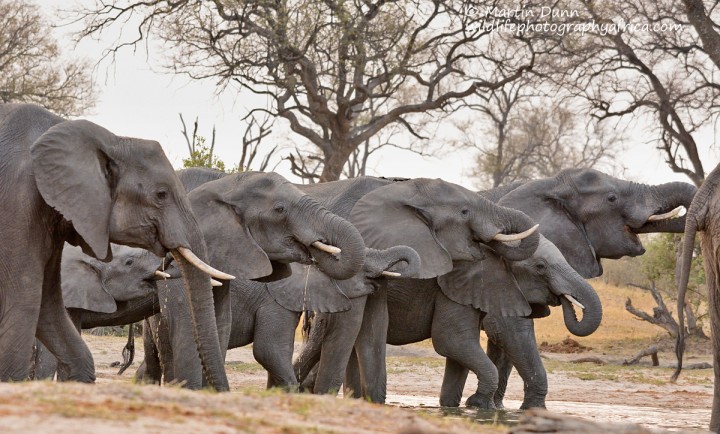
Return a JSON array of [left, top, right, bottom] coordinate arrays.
[[386, 394, 711, 432]]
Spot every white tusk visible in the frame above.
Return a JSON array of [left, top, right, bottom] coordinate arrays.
[[210, 279, 223, 287], [155, 270, 171, 279], [311, 241, 341, 255], [492, 224, 539, 242], [176, 247, 236, 280], [647, 205, 685, 222], [382, 271, 401, 277], [564, 294, 585, 310]]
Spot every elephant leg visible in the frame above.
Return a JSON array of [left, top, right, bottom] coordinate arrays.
[[159, 280, 203, 389], [486, 337, 512, 409], [431, 293, 496, 409], [253, 304, 300, 390], [35, 253, 94, 383], [354, 289, 389, 403], [708, 276, 720, 433], [135, 319, 162, 385], [314, 298, 366, 395], [343, 348, 363, 399], [293, 316, 325, 386], [30, 340, 58, 381], [485, 315, 547, 409], [0, 260, 44, 381], [439, 358, 470, 407]]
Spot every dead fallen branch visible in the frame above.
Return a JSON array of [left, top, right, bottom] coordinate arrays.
[[623, 345, 659, 366], [571, 357, 606, 365], [510, 408, 667, 433]]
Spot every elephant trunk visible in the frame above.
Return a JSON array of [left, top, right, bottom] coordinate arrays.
[[634, 182, 697, 234], [559, 281, 602, 337], [295, 196, 366, 280], [477, 201, 540, 262], [368, 245, 422, 278], [555, 266, 603, 337], [673, 171, 715, 381]]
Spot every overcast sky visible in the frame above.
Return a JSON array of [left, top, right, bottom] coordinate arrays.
[[40, 1, 719, 189]]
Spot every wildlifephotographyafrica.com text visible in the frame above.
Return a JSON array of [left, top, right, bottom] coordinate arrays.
[[465, 4, 683, 36]]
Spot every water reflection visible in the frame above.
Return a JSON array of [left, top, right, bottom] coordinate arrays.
[[386, 394, 711, 432]]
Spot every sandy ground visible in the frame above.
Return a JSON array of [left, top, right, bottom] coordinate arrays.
[[0, 334, 708, 433]]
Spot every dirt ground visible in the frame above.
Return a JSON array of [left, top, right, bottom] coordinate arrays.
[[0, 333, 711, 433]]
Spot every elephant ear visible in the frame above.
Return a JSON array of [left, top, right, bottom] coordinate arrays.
[[61, 247, 117, 313], [31, 120, 118, 261], [188, 183, 273, 280], [536, 191, 602, 278], [266, 263, 352, 313], [437, 253, 530, 316], [253, 261, 292, 283], [350, 181, 452, 279]]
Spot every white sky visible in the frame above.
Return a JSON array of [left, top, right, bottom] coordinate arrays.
[[38, 1, 719, 189]]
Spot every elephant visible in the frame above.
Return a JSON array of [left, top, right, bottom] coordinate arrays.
[[279, 176, 539, 404], [0, 103, 230, 389], [30, 243, 163, 380], [676, 162, 720, 432], [476, 169, 696, 409], [295, 235, 601, 406], [295, 168, 696, 408], [141, 168, 368, 389], [139, 244, 421, 388]]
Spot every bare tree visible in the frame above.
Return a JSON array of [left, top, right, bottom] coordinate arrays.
[[74, 0, 537, 181], [457, 78, 622, 188], [540, 0, 720, 186], [0, 0, 95, 116]]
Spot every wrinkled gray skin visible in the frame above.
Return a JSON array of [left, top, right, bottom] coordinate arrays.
[[289, 176, 541, 404], [477, 169, 696, 410], [0, 103, 227, 389], [675, 163, 720, 433], [138, 168, 367, 389], [31, 244, 161, 380], [140, 245, 421, 389], [296, 235, 600, 407], [296, 168, 696, 408]]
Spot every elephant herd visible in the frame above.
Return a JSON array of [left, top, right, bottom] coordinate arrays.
[[4, 103, 717, 425]]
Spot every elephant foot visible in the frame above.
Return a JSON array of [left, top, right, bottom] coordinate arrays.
[[439, 397, 462, 408], [493, 399, 505, 410], [465, 393, 496, 409], [519, 399, 546, 410]]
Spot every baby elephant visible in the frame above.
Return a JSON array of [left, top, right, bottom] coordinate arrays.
[[138, 245, 421, 388], [31, 244, 162, 380]]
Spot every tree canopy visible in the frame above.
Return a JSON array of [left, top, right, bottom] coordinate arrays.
[[0, 0, 95, 116], [77, 0, 535, 181]]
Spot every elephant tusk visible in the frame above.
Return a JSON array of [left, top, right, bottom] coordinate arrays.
[[155, 270, 171, 279], [492, 224, 539, 242], [564, 294, 585, 310], [176, 247, 236, 280], [382, 271, 401, 277], [210, 279, 223, 287], [647, 205, 685, 222], [311, 241, 341, 255]]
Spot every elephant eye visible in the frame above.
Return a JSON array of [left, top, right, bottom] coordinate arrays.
[[156, 190, 168, 201], [607, 193, 617, 203], [460, 208, 470, 217], [535, 262, 546, 272], [125, 258, 134, 267], [274, 203, 286, 214]]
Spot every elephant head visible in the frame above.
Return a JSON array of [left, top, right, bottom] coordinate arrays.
[[498, 168, 696, 278], [509, 236, 602, 336], [62, 244, 160, 314], [267, 245, 422, 312], [28, 110, 230, 390], [184, 171, 366, 282], [349, 178, 540, 279]]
